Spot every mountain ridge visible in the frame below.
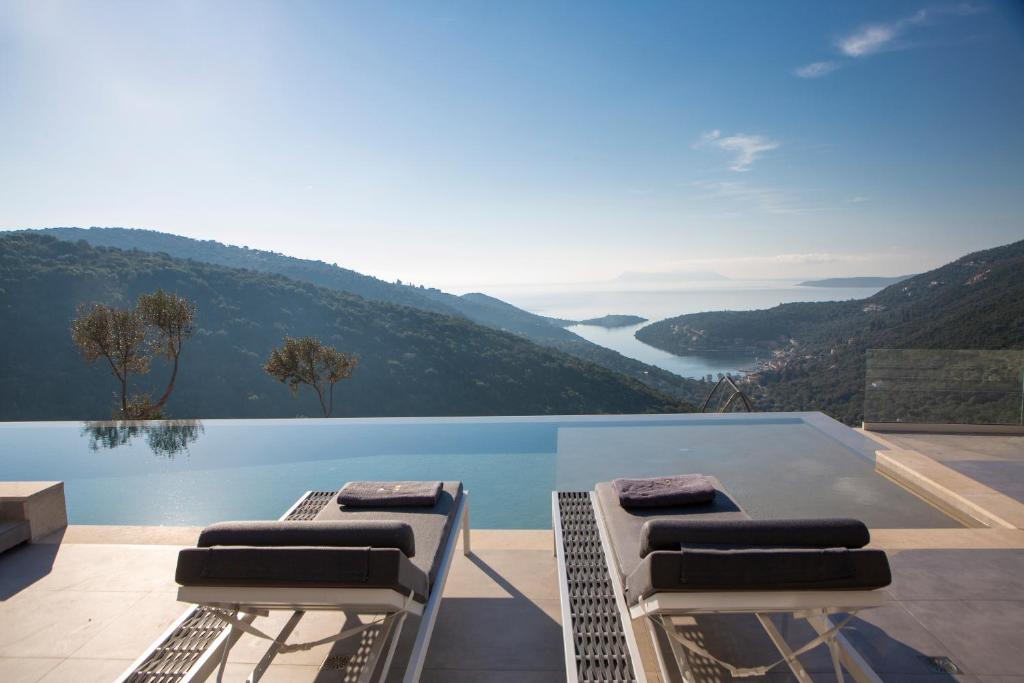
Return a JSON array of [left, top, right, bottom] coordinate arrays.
[[30, 227, 709, 405], [635, 239, 1024, 423], [0, 232, 688, 420]]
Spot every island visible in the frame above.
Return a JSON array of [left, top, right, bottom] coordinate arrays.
[[797, 275, 911, 288], [572, 314, 648, 328]]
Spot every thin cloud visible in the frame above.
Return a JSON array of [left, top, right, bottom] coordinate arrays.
[[696, 130, 780, 172], [794, 61, 840, 78], [839, 24, 901, 57], [796, 3, 986, 76], [692, 180, 814, 215], [839, 3, 986, 57]]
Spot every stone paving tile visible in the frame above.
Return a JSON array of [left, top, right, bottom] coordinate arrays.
[[902, 599, 1024, 676], [419, 669, 568, 682], [0, 657, 62, 683], [422, 596, 564, 672], [886, 549, 1024, 601], [838, 602, 960, 675], [210, 662, 325, 682], [36, 658, 134, 682], [68, 589, 190, 660], [443, 548, 560, 600], [947, 461, 1024, 503], [0, 589, 149, 658]]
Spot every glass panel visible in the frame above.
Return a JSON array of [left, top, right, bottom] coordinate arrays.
[[865, 349, 1024, 426]]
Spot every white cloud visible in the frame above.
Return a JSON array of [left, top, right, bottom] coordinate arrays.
[[695, 130, 780, 172], [796, 4, 987, 77], [848, 196, 870, 203], [838, 24, 900, 57], [837, 3, 986, 57], [794, 61, 840, 78]]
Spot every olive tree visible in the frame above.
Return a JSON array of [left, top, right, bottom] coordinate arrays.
[[264, 336, 358, 417], [71, 290, 196, 419], [71, 304, 150, 417], [138, 290, 196, 413]]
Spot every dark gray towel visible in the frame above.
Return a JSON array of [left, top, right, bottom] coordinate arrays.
[[613, 474, 716, 508], [338, 481, 443, 508]]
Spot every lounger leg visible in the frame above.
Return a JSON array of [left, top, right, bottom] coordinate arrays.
[[462, 491, 471, 556], [805, 614, 882, 683], [756, 614, 814, 683], [245, 610, 305, 683], [372, 612, 408, 683], [350, 613, 401, 683], [658, 615, 696, 683]]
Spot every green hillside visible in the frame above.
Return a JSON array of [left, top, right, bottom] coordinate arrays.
[[36, 227, 707, 405], [0, 233, 687, 420], [636, 239, 1024, 424]]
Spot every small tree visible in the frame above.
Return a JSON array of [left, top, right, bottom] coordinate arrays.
[[71, 304, 150, 416], [138, 290, 196, 414], [71, 289, 196, 419], [264, 336, 358, 417]]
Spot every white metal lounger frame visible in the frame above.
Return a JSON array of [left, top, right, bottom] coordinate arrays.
[[119, 490, 470, 683], [589, 492, 884, 683]]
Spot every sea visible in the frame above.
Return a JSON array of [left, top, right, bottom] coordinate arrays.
[[480, 280, 885, 380]]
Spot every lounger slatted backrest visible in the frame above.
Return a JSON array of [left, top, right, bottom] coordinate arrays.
[[554, 491, 641, 683]]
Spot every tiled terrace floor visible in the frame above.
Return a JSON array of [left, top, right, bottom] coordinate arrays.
[[1, 524, 1023, 682], [874, 433, 1024, 503]]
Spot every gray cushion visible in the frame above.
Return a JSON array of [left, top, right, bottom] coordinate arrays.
[[314, 481, 463, 589], [175, 481, 463, 603], [197, 520, 416, 558], [640, 518, 870, 557], [594, 479, 747, 579], [623, 548, 892, 602], [176, 546, 429, 601]]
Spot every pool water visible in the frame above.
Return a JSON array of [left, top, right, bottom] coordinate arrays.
[[0, 413, 960, 529]]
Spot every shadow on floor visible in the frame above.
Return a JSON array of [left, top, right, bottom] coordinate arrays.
[[0, 530, 63, 600], [381, 552, 565, 681], [662, 611, 961, 682]]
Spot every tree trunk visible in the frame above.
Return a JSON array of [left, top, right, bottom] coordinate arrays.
[[313, 384, 328, 417], [328, 382, 335, 418], [152, 350, 180, 412]]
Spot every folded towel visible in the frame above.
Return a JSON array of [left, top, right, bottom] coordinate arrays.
[[613, 474, 716, 508], [338, 481, 442, 508]]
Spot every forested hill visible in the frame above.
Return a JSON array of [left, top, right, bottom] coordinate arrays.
[[35, 227, 708, 405], [0, 233, 687, 420], [636, 239, 1024, 424]]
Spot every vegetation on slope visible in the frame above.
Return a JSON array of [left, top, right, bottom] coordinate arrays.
[[0, 233, 687, 420], [636, 240, 1024, 424], [37, 227, 710, 405]]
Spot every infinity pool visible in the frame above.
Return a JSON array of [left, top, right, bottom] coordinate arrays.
[[0, 413, 959, 528]]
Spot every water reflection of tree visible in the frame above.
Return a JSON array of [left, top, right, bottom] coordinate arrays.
[[82, 420, 204, 458]]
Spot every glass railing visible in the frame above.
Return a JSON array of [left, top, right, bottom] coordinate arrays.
[[864, 349, 1024, 427]]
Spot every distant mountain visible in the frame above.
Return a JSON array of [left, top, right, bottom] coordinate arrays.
[[34, 227, 708, 405], [574, 315, 648, 328], [0, 233, 688, 420], [797, 275, 912, 288], [614, 269, 729, 284], [636, 240, 1024, 424]]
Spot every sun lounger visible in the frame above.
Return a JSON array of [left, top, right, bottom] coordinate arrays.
[[146, 482, 467, 683], [555, 479, 891, 683]]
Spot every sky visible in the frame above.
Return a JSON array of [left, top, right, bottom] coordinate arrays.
[[1, 1, 1023, 289]]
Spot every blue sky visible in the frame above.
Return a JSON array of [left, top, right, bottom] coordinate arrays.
[[1, 1, 1022, 288]]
